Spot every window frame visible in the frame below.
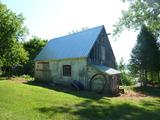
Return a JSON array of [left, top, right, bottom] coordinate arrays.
[[101, 45, 106, 61], [63, 65, 71, 77], [36, 62, 49, 70]]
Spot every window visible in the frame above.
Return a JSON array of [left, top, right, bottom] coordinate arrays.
[[63, 65, 71, 76], [101, 46, 106, 61]]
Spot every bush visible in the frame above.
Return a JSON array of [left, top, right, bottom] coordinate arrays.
[[120, 72, 136, 86], [21, 74, 33, 80]]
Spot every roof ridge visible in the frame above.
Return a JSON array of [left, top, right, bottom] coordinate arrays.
[[50, 25, 104, 41]]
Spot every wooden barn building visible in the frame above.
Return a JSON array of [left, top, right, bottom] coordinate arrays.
[[34, 25, 120, 94]]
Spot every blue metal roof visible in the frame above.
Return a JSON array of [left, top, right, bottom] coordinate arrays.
[[35, 25, 104, 61]]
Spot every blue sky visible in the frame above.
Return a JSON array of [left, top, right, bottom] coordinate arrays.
[[1, 0, 138, 63]]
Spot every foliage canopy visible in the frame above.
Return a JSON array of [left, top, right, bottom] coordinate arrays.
[[0, 2, 28, 67], [113, 0, 160, 37], [129, 25, 160, 86]]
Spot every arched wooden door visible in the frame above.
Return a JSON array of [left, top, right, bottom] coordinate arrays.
[[89, 73, 107, 93]]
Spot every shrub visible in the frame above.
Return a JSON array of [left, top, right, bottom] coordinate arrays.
[[120, 72, 136, 86]]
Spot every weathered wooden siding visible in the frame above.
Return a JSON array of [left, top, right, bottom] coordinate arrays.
[[87, 65, 99, 82], [87, 65, 119, 93], [35, 62, 50, 82], [88, 28, 116, 68], [35, 58, 88, 87], [109, 75, 119, 93], [87, 65, 109, 92], [87, 65, 102, 91]]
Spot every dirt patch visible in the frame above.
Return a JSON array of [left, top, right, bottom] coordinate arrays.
[[9, 77, 28, 83], [120, 90, 147, 98]]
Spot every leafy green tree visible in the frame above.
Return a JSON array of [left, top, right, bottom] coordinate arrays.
[[23, 36, 47, 60], [118, 58, 125, 72], [116, 0, 160, 86], [118, 58, 135, 85], [2, 42, 29, 67], [0, 2, 28, 76], [0, 2, 28, 67], [113, 0, 160, 37], [23, 36, 47, 76], [129, 25, 160, 86]]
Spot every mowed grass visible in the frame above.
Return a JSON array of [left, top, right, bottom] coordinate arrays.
[[0, 79, 160, 120]]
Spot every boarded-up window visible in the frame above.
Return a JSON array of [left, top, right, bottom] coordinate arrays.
[[37, 62, 49, 70], [63, 65, 71, 76]]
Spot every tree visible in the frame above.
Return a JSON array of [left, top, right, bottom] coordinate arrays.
[[0, 2, 28, 68], [23, 36, 47, 76], [23, 36, 47, 60], [129, 25, 160, 86], [118, 58, 126, 72], [2, 42, 28, 67], [113, 0, 160, 38], [118, 58, 135, 85]]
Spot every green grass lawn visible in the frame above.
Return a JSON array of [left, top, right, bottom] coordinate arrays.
[[0, 79, 160, 120]]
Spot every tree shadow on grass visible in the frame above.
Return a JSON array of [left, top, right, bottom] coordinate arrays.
[[140, 99, 160, 107], [36, 99, 160, 120], [25, 80, 105, 100], [0, 77, 8, 80], [133, 86, 160, 97]]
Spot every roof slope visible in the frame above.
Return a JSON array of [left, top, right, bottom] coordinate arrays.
[[35, 25, 103, 61], [92, 64, 120, 75]]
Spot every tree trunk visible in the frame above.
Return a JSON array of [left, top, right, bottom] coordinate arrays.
[[145, 70, 148, 83], [139, 71, 143, 87], [158, 72, 160, 83], [143, 70, 147, 87], [151, 72, 154, 87]]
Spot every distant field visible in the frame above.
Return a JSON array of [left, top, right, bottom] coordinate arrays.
[[0, 78, 160, 120]]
